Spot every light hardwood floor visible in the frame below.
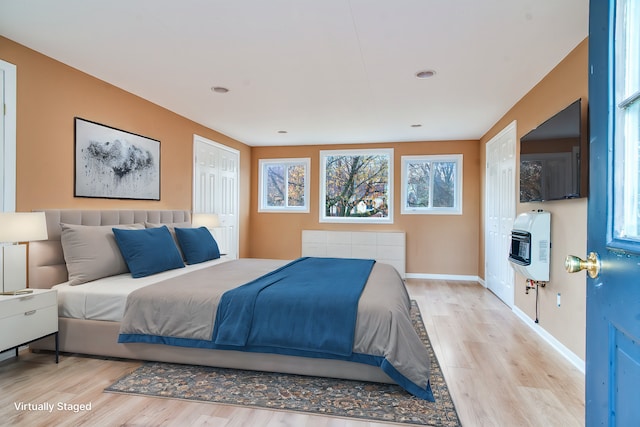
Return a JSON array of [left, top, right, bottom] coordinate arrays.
[[0, 280, 584, 427]]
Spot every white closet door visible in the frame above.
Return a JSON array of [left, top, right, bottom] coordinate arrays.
[[0, 59, 17, 212], [193, 135, 239, 259], [485, 122, 516, 307], [0, 68, 4, 205]]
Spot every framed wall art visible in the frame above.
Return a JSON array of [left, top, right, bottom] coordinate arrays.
[[74, 117, 160, 200]]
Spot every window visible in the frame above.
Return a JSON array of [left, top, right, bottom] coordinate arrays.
[[401, 154, 463, 215], [258, 158, 310, 212], [320, 148, 393, 223], [613, 0, 640, 241]]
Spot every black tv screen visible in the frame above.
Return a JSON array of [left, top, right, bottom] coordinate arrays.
[[519, 99, 588, 202]]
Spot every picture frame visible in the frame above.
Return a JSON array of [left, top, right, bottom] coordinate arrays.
[[74, 117, 160, 200]]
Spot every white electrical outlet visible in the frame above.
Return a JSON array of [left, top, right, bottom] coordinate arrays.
[[557, 293, 561, 307]]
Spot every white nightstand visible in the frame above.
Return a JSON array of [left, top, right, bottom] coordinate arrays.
[[0, 289, 58, 363]]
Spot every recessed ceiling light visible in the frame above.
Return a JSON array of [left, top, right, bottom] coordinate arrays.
[[411, 124, 422, 128], [211, 86, 229, 93], [415, 70, 436, 79], [277, 130, 288, 134]]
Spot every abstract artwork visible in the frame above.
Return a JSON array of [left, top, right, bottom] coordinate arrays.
[[74, 118, 160, 200]]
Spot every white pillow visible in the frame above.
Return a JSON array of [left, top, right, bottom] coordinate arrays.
[[61, 223, 144, 285]]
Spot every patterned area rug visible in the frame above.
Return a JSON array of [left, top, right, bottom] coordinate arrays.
[[105, 301, 460, 426]]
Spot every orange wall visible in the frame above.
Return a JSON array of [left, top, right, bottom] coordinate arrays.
[[0, 36, 252, 257], [250, 140, 480, 276], [480, 38, 588, 359]]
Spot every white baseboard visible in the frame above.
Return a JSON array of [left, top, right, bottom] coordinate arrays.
[[0, 351, 14, 363], [405, 273, 480, 282], [406, 273, 584, 373], [512, 306, 585, 374]]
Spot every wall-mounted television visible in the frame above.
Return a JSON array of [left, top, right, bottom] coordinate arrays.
[[519, 99, 588, 202]]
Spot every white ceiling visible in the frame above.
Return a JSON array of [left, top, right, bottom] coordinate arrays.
[[0, 0, 588, 147]]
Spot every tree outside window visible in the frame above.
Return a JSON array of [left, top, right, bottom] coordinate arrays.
[[320, 149, 393, 223], [259, 158, 310, 212], [401, 155, 463, 215]]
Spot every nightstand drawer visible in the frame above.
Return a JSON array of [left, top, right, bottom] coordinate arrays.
[[0, 305, 58, 352], [0, 291, 57, 319]]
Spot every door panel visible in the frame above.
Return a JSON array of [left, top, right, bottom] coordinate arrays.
[[586, 0, 640, 424], [193, 136, 239, 259], [610, 326, 640, 425], [0, 59, 17, 212], [0, 68, 5, 206], [485, 122, 516, 307]]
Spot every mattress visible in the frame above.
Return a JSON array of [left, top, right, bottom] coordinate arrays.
[[53, 257, 232, 321]]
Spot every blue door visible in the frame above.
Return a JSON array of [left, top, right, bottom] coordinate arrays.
[[582, 0, 640, 425]]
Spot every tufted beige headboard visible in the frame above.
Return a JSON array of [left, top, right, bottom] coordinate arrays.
[[28, 209, 191, 289]]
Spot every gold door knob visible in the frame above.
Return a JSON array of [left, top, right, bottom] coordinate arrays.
[[564, 252, 601, 279]]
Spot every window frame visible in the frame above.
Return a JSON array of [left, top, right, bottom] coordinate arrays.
[[320, 148, 393, 224], [612, 0, 640, 246], [401, 154, 463, 215], [258, 158, 310, 213]]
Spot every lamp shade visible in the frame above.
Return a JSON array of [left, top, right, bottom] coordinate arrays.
[[0, 212, 48, 243], [191, 213, 220, 229]]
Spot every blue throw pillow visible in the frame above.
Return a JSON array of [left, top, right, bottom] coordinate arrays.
[[112, 226, 185, 278], [175, 226, 221, 264]]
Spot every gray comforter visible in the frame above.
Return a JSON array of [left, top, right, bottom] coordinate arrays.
[[119, 258, 431, 397]]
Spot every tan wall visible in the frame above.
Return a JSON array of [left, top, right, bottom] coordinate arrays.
[[250, 140, 480, 276], [480, 38, 589, 360], [0, 36, 252, 257]]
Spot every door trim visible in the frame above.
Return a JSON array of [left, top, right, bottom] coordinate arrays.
[[0, 59, 17, 212]]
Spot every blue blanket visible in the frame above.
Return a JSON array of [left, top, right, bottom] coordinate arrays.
[[212, 257, 375, 357]]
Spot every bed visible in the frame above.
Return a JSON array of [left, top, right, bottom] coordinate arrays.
[[29, 209, 432, 400]]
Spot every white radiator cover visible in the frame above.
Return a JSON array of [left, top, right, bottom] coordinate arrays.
[[301, 230, 406, 278]]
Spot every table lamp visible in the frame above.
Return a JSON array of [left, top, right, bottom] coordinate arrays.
[[191, 213, 220, 229], [0, 212, 48, 295], [191, 213, 222, 253]]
